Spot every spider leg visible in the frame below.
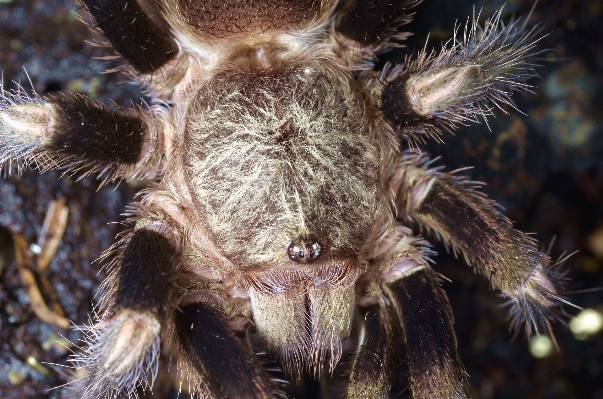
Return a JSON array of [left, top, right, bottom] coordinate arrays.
[[0, 92, 162, 180], [347, 300, 394, 399], [392, 151, 561, 336], [335, 0, 416, 47], [174, 302, 278, 399], [365, 230, 470, 399], [79, 0, 177, 75], [378, 10, 542, 143], [78, 224, 176, 398], [384, 267, 470, 399]]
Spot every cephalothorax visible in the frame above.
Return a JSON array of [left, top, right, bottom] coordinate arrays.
[[1, 1, 565, 398]]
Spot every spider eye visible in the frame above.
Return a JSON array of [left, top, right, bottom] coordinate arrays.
[[287, 238, 321, 263]]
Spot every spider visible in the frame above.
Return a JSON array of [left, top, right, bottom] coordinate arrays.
[[0, 0, 568, 398]]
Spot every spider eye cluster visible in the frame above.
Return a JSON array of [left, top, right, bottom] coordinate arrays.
[[287, 239, 321, 263]]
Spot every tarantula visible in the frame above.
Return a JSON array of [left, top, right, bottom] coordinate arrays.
[[0, 0, 565, 398]]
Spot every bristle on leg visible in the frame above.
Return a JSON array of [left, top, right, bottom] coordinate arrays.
[[1, 89, 162, 181], [380, 8, 545, 144], [71, 311, 161, 399], [384, 268, 471, 399], [504, 259, 579, 342], [0, 88, 49, 172], [347, 301, 394, 399], [392, 151, 578, 342], [174, 303, 278, 399], [68, 227, 177, 398]]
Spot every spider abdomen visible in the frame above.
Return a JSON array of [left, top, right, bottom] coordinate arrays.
[[177, 0, 326, 37]]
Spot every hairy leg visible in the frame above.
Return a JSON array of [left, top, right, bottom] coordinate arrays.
[[347, 301, 394, 399], [368, 229, 470, 399], [378, 10, 542, 143], [80, 0, 177, 75], [384, 267, 470, 399], [77, 223, 177, 398], [392, 151, 562, 335], [0, 92, 163, 180], [174, 303, 278, 399], [335, 0, 416, 47], [332, 0, 416, 68]]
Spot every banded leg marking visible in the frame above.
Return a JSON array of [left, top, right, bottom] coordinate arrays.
[[0, 93, 161, 180], [78, 228, 176, 398], [379, 10, 542, 142], [113, 228, 175, 316], [392, 152, 561, 335]]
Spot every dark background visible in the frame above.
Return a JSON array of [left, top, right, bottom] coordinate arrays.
[[0, 0, 602, 398]]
